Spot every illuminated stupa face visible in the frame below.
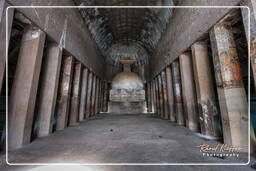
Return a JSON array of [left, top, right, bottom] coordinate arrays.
[[109, 60, 145, 102], [110, 72, 145, 102]]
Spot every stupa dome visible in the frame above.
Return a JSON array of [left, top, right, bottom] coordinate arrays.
[[111, 72, 144, 90]]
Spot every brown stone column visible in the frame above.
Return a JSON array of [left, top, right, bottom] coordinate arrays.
[[150, 81, 156, 113], [97, 79, 101, 113], [241, 0, 256, 153], [146, 84, 149, 112], [241, 0, 256, 90], [99, 80, 103, 113], [158, 74, 165, 118], [37, 42, 62, 137], [191, 41, 220, 138], [171, 60, 185, 126], [79, 67, 89, 121], [210, 22, 248, 149], [147, 82, 152, 112], [179, 52, 200, 132], [102, 81, 105, 112], [98, 80, 103, 113], [55, 56, 74, 131], [241, 0, 256, 40], [0, 2, 13, 151], [85, 71, 93, 118], [161, 71, 169, 119], [98, 79, 102, 113], [150, 81, 154, 113], [95, 77, 100, 114], [0, 1, 14, 93], [101, 81, 106, 112], [165, 66, 175, 122], [92, 76, 97, 115], [241, 0, 256, 85], [103, 81, 108, 112], [69, 62, 82, 126], [100, 80, 104, 112], [8, 26, 46, 150], [90, 74, 97, 116], [154, 77, 160, 116], [105, 82, 110, 112], [152, 80, 157, 114]]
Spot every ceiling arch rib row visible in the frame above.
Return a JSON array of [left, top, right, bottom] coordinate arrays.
[[74, 0, 174, 66]]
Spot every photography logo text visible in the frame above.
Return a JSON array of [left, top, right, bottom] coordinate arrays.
[[197, 144, 241, 158]]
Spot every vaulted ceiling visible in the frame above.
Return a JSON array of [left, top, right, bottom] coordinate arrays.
[[74, 0, 175, 66]]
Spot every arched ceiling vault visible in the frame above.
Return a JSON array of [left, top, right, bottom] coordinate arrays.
[[74, 0, 175, 66]]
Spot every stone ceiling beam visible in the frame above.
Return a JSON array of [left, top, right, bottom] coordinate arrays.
[[7, 0, 106, 78], [150, 0, 241, 78]]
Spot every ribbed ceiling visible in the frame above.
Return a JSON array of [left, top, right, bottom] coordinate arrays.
[[74, 0, 174, 66]]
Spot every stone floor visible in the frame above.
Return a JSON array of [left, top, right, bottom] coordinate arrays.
[[0, 113, 254, 170]]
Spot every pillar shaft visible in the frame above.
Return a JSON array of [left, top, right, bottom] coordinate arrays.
[[100, 80, 104, 112], [251, 41, 256, 91], [210, 22, 248, 149], [98, 79, 101, 113], [0, 1, 14, 93], [8, 26, 46, 150], [172, 61, 185, 126], [152, 79, 156, 114], [150, 82, 153, 112], [146, 84, 149, 112], [165, 66, 175, 122], [99, 80, 103, 112], [154, 77, 160, 116], [245, 0, 256, 91], [179, 52, 200, 132], [69, 62, 82, 126], [241, 0, 256, 153], [91, 74, 97, 116], [102, 81, 106, 112], [99, 80, 104, 112], [150, 81, 155, 113], [105, 82, 110, 112], [56, 56, 74, 130], [0, 1, 13, 151], [97, 80, 102, 113], [158, 75, 165, 118], [100, 81, 103, 112], [241, 0, 256, 45], [191, 41, 220, 137], [85, 72, 93, 118], [37, 42, 62, 137], [147, 82, 152, 112], [159, 75, 165, 118], [101, 80, 106, 112], [161, 71, 169, 119], [103, 81, 108, 112], [79, 67, 89, 121], [95, 77, 100, 114]]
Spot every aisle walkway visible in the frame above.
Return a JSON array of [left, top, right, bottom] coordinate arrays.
[[0, 114, 252, 170]]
